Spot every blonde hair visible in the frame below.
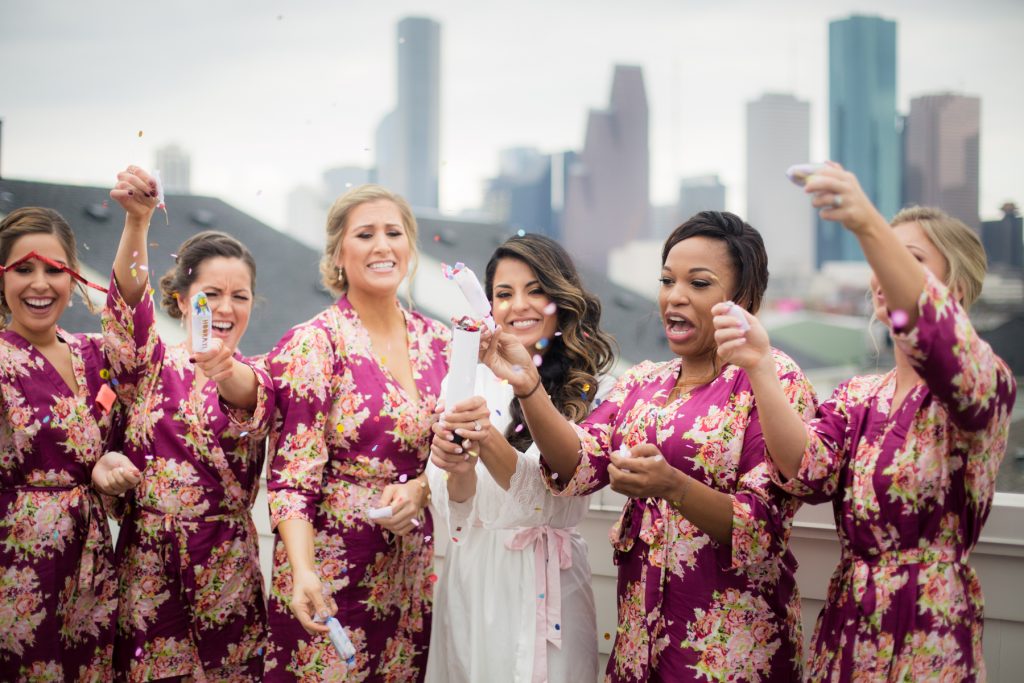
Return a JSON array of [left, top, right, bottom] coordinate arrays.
[[891, 206, 987, 309], [320, 185, 419, 299]]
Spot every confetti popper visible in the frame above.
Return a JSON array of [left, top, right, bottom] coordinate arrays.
[[367, 505, 393, 520], [152, 169, 169, 224], [785, 162, 825, 187], [325, 616, 357, 665], [723, 301, 750, 332], [190, 291, 212, 353], [442, 262, 496, 331], [445, 318, 482, 445]]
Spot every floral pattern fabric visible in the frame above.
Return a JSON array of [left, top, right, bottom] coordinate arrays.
[[102, 277, 274, 682], [774, 272, 1017, 682], [0, 329, 120, 682], [543, 350, 817, 682], [264, 295, 449, 683]]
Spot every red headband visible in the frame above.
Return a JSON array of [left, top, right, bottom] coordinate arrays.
[[0, 251, 108, 294]]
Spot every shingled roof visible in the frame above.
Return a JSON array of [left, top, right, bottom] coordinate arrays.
[[0, 179, 675, 365]]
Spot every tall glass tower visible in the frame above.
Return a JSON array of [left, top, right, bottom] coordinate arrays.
[[820, 15, 900, 265]]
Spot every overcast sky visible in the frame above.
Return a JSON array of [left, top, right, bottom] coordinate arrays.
[[1, 0, 1022, 231]]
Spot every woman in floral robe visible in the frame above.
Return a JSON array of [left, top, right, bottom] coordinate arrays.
[[99, 166, 273, 681], [482, 211, 817, 682], [714, 164, 1016, 681], [0, 207, 120, 682], [265, 185, 448, 682]]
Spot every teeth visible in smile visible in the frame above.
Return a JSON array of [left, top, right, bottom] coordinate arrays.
[[369, 262, 395, 270], [511, 320, 539, 328], [25, 298, 54, 308], [212, 322, 233, 331]]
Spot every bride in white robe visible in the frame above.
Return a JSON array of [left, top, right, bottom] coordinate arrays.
[[424, 235, 615, 683]]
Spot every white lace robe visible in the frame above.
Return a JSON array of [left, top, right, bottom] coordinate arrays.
[[425, 365, 599, 683]]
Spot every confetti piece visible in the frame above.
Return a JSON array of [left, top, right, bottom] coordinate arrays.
[[42, 415, 51, 424], [532, 354, 543, 367], [554, 331, 562, 336], [131, 268, 138, 278], [140, 265, 148, 271], [516, 229, 526, 237], [424, 535, 432, 542], [555, 624, 560, 630], [538, 593, 545, 599], [135, 647, 143, 656], [239, 431, 249, 437], [604, 633, 611, 640], [495, 409, 502, 416], [890, 309, 909, 327], [145, 454, 154, 460], [149, 242, 159, 247], [101, 200, 108, 209], [100, 369, 111, 380], [137, 131, 143, 138], [535, 338, 549, 350], [111, 378, 119, 387], [372, 445, 379, 452], [551, 472, 559, 480], [132, 251, 138, 258], [399, 474, 408, 483], [451, 536, 458, 542], [514, 423, 524, 433], [170, 253, 178, 260], [583, 384, 590, 391], [543, 302, 557, 316], [433, 234, 441, 242], [411, 518, 420, 527], [96, 384, 116, 415], [336, 424, 344, 432], [83, 243, 90, 250]]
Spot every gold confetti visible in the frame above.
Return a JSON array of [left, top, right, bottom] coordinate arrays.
[[137, 130, 144, 138]]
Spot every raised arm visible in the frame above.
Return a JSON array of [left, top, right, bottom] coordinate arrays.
[[713, 304, 809, 479], [805, 163, 926, 327], [109, 165, 159, 307]]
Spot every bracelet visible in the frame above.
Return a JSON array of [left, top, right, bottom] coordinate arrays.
[[667, 473, 689, 513], [514, 375, 543, 400]]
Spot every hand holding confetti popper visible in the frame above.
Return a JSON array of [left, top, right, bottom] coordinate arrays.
[[326, 616, 357, 665]]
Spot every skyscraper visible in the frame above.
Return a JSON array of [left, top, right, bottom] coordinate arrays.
[[375, 17, 441, 209], [822, 15, 900, 265], [746, 93, 814, 279], [904, 93, 981, 229], [154, 144, 191, 194], [982, 203, 1023, 272], [483, 148, 577, 241], [677, 175, 726, 223], [562, 65, 649, 274]]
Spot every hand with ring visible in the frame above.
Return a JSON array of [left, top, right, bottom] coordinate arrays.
[[430, 396, 492, 473], [803, 161, 885, 237]]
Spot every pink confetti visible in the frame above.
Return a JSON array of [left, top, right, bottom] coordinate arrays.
[[551, 472, 559, 480], [399, 474, 408, 483], [543, 302, 557, 316], [532, 354, 543, 367], [554, 331, 562, 336], [890, 309, 909, 327], [135, 647, 143, 656], [514, 423, 525, 433]]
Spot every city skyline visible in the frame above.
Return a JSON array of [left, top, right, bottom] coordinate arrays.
[[1, 0, 1021, 234]]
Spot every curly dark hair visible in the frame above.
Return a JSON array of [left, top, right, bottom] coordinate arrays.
[[485, 234, 617, 451]]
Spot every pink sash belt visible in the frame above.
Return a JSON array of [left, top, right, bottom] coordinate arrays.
[[505, 525, 575, 683]]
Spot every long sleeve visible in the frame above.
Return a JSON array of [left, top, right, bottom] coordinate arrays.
[[218, 357, 275, 438], [101, 273, 161, 406], [266, 323, 335, 529], [729, 352, 817, 568], [891, 270, 1016, 432], [539, 362, 657, 497]]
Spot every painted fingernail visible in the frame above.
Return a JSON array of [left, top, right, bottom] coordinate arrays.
[[127, 190, 134, 196]]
